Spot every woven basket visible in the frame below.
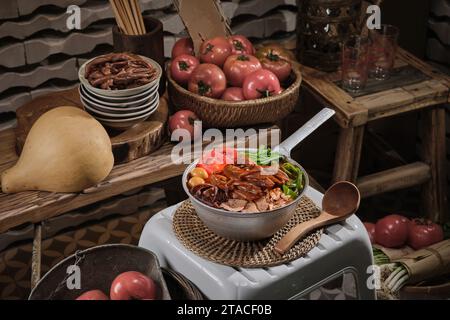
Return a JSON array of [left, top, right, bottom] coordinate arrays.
[[167, 63, 302, 128]]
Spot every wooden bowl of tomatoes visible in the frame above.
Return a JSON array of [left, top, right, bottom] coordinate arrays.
[[29, 244, 171, 300], [167, 35, 302, 128]]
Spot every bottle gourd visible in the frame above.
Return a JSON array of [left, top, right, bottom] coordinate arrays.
[[1, 107, 114, 193]]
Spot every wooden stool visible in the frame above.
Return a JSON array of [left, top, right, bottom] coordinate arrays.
[[301, 48, 450, 223]]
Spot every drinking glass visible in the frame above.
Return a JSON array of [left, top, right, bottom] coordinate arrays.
[[369, 24, 399, 80], [341, 36, 369, 93]]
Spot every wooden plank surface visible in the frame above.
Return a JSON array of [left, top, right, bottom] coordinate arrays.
[[0, 141, 185, 234], [301, 65, 368, 128], [356, 79, 449, 120]]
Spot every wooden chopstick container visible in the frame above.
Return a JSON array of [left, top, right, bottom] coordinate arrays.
[[113, 16, 166, 95]]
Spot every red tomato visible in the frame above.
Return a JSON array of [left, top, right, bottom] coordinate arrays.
[[363, 222, 376, 244], [110, 271, 157, 300], [256, 44, 296, 62], [199, 36, 232, 67], [76, 289, 109, 300], [198, 148, 238, 174], [259, 50, 292, 82], [242, 69, 281, 100], [170, 54, 199, 86], [169, 110, 199, 141], [375, 214, 409, 248], [172, 37, 194, 59], [188, 63, 227, 98], [228, 35, 255, 55], [223, 54, 262, 87], [221, 87, 245, 101], [408, 218, 444, 250]]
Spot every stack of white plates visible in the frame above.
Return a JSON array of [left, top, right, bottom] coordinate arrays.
[[78, 55, 162, 130]]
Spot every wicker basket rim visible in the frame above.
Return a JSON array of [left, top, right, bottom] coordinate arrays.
[[166, 61, 302, 108]]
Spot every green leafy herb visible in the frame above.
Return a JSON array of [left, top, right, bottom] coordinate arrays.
[[244, 146, 282, 165]]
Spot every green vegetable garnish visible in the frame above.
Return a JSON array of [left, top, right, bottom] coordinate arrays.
[[280, 162, 304, 199], [243, 146, 305, 199], [244, 146, 282, 165]]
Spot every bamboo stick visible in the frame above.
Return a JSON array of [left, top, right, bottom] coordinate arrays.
[[109, 0, 127, 34], [121, 0, 138, 35], [129, 0, 142, 34], [134, 0, 146, 34], [116, 0, 134, 35]]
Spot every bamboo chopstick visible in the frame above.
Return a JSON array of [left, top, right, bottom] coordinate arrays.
[[121, 0, 138, 35], [129, 0, 143, 34], [116, 0, 133, 34], [110, 0, 146, 35], [134, 0, 146, 34], [109, 0, 127, 33]]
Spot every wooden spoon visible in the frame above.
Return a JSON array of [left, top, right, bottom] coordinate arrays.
[[274, 181, 361, 255]]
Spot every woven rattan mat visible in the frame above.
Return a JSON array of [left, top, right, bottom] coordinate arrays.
[[173, 197, 323, 268]]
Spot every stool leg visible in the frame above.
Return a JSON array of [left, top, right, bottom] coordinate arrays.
[[420, 106, 448, 223], [31, 223, 42, 289], [333, 126, 365, 183]]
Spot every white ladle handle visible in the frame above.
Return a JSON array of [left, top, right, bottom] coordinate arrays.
[[274, 108, 335, 157]]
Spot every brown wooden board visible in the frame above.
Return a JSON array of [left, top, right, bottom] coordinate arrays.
[[14, 87, 168, 165]]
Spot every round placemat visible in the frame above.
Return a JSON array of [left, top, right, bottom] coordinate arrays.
[[173, 197, 323, 268]]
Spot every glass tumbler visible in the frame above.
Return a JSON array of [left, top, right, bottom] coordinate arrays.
[[369, 24, 399, 80], [341, 36, 369, 93]]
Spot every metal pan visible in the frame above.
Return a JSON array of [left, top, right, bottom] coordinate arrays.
[[182, 108, 335, 241]]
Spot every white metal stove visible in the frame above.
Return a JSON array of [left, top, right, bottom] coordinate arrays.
[[139, 187, 375, 300]]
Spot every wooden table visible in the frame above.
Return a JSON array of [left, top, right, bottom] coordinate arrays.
[[301, 48, 450, 223], [0, 90, 283, 287]]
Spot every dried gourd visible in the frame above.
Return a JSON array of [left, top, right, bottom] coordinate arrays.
[[1, 107, 114, 193]]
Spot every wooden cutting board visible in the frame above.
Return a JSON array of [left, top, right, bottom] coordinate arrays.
[[15, 87, 168, 164]]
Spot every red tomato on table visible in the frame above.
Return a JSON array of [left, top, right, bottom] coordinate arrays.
[[242, 69, 281, 100], [188, 63, 227, 98], [408, 218, 444, 250], [363, 222, 376, 244], [199, 36, 232, 67], [375, 214, 409, 248], [223, 54, 262, 87], [168, 110, 199, 142]]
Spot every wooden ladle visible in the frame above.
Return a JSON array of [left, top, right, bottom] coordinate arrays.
[[274, 181, 361, 255]]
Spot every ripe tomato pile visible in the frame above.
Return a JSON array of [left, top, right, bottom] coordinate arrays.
[[75, 271, 158, 300], [170, 35, 293, 101], [364, 215, 444, 250]]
